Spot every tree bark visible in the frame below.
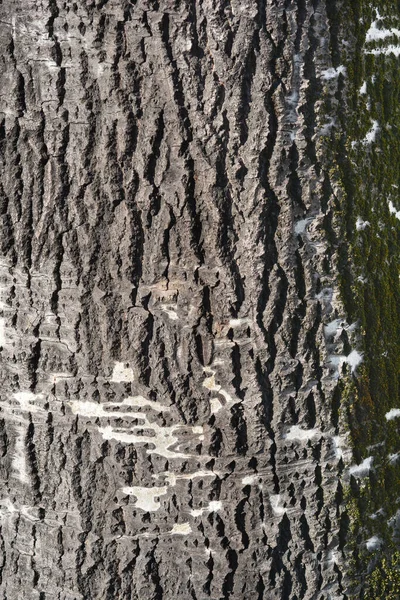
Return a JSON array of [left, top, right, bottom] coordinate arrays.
[[0, 1, 350, 598]]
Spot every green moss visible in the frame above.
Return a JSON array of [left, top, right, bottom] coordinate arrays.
[[365, 553, 400, 599], [323, 1, 400, 596]]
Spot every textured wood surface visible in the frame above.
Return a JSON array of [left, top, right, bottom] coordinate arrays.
[[0, 1, 352, 598]]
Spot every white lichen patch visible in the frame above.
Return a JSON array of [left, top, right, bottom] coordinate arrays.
[[242, 474, 258, 485], [111, 362, 134, 383], [203, 368, 236, 414], [121, 486, 168, 511], [190, 501, 222, 517], [123, 395, 171, 413], [203, 372, 219, 392], [161, 305, 179, 321], [99, 419, 204, 460], [13, 392, 44, 414], [170, 523, 192, 535], [70, 396, 170, 420], [49, 372, 74, 383], [210, 398, 223, 414], [0, 318, 6, 347], [12, 425, 29, 484], [0, 498, 18, 518], [69, 400, 143, 420], [228, 318, 250, 327], [71, 394, 203, 460], [155, 469, 218, 487]]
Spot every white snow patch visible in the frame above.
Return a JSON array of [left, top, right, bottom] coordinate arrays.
[[324, 319, 344, 338], [366, 536, 383, 551], [388, 509, 400, 530], [346, 350, 363, 372], [333, 436, 345, 460], [368, 43, 400, 56], [285, 425, 321, 441], [370, 508, 385, 520], [360, 81, 367, 94], [388, 200, 400, 220], [321, 65, 346, 80], [328, 350, 363, 374], [364, 120, 379, 144], [325, 550, 340, 566], [121, 486, 168, 511], [385, 408, 400, 421], [366, 10, 400, 42], [111, 362, 134, 383], [319, 117, 337, 135], [294, 218, 312, 235], [356, 218, 370, 231], [270, 495, 286, 516], [316, 287, 334, 302], [327, 354, 343, 371], [389, 453, 400, 464], [170, 522, 192, 535], [349, 456, 373, 477]]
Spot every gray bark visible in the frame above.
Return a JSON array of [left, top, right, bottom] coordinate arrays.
[[0, 1, 350, 598]]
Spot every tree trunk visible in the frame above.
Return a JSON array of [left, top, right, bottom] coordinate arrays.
[[0, 1, 350, 598]]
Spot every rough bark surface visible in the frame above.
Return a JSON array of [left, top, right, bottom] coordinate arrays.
[[0, 1, 351, 599]]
